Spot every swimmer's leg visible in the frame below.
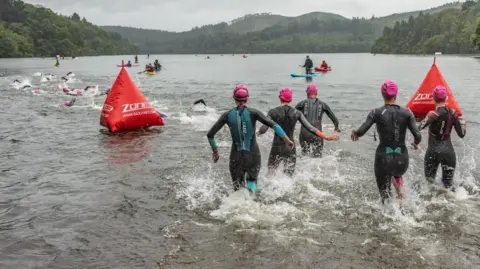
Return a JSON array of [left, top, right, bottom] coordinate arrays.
[[424, 149, 440, 184]]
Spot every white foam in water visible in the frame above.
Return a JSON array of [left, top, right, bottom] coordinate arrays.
[[178, 107, 220, 131], [12, 79, 32, 90]]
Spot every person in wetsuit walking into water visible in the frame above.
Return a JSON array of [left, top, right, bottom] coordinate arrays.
[[418, 85, 466, 191], [207, 84, 295, 193], [302, 56, 313, 74], [295, 83, 341, 157], [258, 88, 340, 177], [351, 80, 422, 202]]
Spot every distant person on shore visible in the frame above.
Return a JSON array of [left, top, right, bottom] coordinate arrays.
[[302, 56, 313, 74]]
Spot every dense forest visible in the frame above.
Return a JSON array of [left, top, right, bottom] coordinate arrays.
[[101, 3, 462, 54], [0, 0, 137, 58], [371, 1, 480, 54]]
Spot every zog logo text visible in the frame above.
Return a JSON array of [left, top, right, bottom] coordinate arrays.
[[122, 102, 153, 113]]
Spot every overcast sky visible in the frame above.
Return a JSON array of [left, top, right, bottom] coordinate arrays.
[[27, 0, 455, 32]]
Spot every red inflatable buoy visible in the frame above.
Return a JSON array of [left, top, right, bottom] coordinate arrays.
[[406, 58, 462, 121], [100, 63, 164, 132]]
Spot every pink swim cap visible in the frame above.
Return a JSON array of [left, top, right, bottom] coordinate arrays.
[[306, 83, 318, 95], [381, 80, 398, 98], [433, 85, 447, 101], [62, 88, 69, 93], [279, 88, 293, 102], [64, 101, 70, 105], [233, 84, 248, 101], [76, 89, 83, 95]]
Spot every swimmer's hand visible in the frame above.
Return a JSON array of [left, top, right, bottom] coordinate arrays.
[[411, 143, 419, 150], [334, 127, 341, 132], [212, 150, 219, 163], [350, 131, 359, 141], [283, 136, 294, 149], [325, 134, 340, 141]]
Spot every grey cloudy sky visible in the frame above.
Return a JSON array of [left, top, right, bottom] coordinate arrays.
[[27, 0, 454, 32]]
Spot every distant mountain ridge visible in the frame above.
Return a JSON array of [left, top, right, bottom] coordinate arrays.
[[100, 2, 462, 54]]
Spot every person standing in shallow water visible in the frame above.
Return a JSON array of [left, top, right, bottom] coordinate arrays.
[[351, 80, 422, 203], [295, 83, 341, 157], [417, 85, 466, 191], [206, 84, 295, 193], [258, 88, 340, 177]]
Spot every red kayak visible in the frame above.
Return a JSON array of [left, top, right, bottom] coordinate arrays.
[[315, 67, 332, 72]]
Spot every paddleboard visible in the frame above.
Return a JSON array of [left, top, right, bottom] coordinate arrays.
[[290, 73, 320, 78]]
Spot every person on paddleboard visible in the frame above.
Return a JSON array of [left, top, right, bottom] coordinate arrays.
[[302, 56, 313, 74], [257, 88, 340, 177], [417, 85, 466, 191], [351, 80, 422, 203], [206, 84, 294, 193], [135, 55, 138, 63], [126, 60, 132, 67], [295, 83, 341, 157]]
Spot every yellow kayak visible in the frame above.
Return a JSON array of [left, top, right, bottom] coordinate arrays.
[[144, 71, 156, 76]]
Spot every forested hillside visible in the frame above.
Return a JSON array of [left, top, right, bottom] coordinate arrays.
[[0, 0, 137, 58], [371, 1, 480, 54], [101, 3, 461, 54]]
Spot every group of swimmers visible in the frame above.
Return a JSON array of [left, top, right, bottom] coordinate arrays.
[[206, 81, 466, 203]]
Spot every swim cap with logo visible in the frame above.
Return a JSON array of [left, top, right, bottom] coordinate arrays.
[[433, 85, 447, 102], [381, 80, 398, 98], [233, 84, 248, 101], [279, 88, 293, 102]]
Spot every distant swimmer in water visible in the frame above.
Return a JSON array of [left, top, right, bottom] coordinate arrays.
[[206, 84, 294, 193], [351, 80, 422, 203], [417, 85, 466, 191], [62, 87, 83, 96], [13, 79, 21, 84], [64, 98, 76, 107], [257, 88, 339, 177], [61, 72, 74, 81], [21, 85, 31, 89], [193, 99, 207, 106]]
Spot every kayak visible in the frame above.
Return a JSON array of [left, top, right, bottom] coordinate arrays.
[[315, 67, 332, 72], [144, 71, 156, 76], [117, 64, 139, 67], [290, 73, 320, 78]]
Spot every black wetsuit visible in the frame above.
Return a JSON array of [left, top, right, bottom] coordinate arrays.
[[303, 58, 313, 74], [295, 98, 339, 157], [353, 104, 422, 201], [418, 107, 466, 189], [259, 105, 323, 176], [207, 106, 286, 190]]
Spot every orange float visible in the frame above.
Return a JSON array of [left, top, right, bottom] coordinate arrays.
[[406, 57, 462, 121], [100, 61, 164, 132]]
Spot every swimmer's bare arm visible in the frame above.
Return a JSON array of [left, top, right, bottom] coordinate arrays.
[[351, 110, 375, 140]]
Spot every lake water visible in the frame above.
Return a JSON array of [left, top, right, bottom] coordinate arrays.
[[0, 54, 479, 269]]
